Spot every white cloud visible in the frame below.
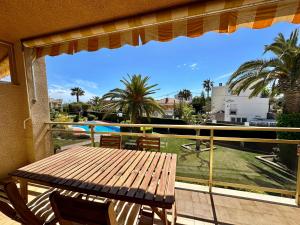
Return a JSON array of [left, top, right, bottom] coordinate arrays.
[[189, 63, 199, 71], [214, 72, 233, 81], [48, 84, 98, 103], [74, 79, 98, 89], [177, 63, 199, 70]]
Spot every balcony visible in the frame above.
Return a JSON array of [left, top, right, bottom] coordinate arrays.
[[49, 122, 300, 203]]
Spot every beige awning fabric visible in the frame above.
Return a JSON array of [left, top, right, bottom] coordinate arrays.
[[23, 0, 300, 58], [0, 57, 10, 79]]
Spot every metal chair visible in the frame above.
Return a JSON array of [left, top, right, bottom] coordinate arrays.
[[136, 137, 160, 151], [100, 135, 122, 149], [50, 191, 142, 225]]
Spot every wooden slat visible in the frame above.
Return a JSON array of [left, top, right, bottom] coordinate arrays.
[[85, 150, 132, 190], [155, 154, 171, 202], [165, 154, 177, 204], [108, 151, 147, 195], [116, 151, 152, 196], [134, 153, 165, 199], [61, 148, 115, 186], [101, 151, 143, 193], [27, 147, 93, 181], [127, 152, 160, 197], [144, 153, 167, 201], [54, 148, 113, 185], [13, 147, 86, 177], [74, 149, 125, 188], [93, 151, 137, 191]]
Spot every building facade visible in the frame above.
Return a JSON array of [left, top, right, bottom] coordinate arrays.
[[211, 84, 269, 123]]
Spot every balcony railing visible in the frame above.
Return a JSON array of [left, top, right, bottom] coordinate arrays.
[[47, 122, 300, 205]]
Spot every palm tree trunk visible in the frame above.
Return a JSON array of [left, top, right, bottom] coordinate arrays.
[[76, 94, 79, 103], [283, 90, 300, 113]]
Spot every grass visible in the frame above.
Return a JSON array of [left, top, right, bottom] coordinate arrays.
[[160, 138, 296, 191], [53, 138, 87, 147]]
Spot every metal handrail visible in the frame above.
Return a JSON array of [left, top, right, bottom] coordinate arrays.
[[47, 121, 300, 205]]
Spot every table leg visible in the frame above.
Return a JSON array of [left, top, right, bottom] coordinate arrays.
[[19, 179, 28, 203], [151, 207, 170, 225], [171, 202, 177, 225]]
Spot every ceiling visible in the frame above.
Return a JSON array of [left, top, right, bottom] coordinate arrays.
[[0, 0, 195, 43]]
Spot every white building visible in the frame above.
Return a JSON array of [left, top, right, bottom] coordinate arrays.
[[211, 83, 269, 123]]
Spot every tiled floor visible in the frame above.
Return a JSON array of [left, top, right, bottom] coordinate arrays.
[[1, 183, 300, 225]]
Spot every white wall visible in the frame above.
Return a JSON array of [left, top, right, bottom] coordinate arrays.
[[211, 86, 226, 113], [211, 85, 269, 122]]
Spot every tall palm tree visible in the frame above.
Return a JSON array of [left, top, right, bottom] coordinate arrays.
[[70, 87, 85, 103], [178, 89, 192, 101], [202, 79, 213, 98], [228, 29, 300, 113], [102, 74, 164, 123]]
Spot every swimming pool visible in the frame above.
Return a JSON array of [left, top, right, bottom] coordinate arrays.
[[72, 122, 120, 132]]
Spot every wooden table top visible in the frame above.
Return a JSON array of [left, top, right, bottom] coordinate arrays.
[[11, 147, 177, 209]]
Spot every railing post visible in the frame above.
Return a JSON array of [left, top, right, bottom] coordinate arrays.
[[209, 129, 214, 192], [90, 125, 95, 147], [296, 145, 300, 205], [196, 129, 200, 151]]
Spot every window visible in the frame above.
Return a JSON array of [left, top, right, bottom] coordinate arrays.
[[236, 117, 241, 123], [242, 118, 247, 122], [231, 117, 236, 122], [0, 41, 15, 84]]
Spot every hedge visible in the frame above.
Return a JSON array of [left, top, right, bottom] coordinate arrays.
[[277, 113, 300, 170]]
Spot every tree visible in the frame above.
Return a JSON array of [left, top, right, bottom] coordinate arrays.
[[192, 93, 206, 113], [182, 103, 195, 124], [70, 87, 85, 103], [177, 89, 192, 101], [227, 29, 300, 113], [88, 96, 102, 111], [102, 74, 164, 123], [202, 79, 214, 98]]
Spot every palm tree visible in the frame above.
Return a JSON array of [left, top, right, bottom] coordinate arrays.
[[70, 87, 85, 103], [178, 89, 192, 101], [102, 74, 164, 123], [88, 96, 102, 111], [202, 79, 213, 98], [228, 29, 300, 113]]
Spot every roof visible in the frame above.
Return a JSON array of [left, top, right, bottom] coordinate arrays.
[[1, 0, 194, 43]]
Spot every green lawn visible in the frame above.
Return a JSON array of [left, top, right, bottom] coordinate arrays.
[[160, 138, 296, 191], [53, 138, 87, 148]]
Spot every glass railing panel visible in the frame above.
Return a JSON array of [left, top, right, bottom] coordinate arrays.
[[212, 141, 297, 195]]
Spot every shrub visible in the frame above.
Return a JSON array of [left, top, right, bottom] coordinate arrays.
[[69, 103, 82, 113], [87, 114, 97, 121], [74, 115, 80, 122], [277, 113, 300, 170]]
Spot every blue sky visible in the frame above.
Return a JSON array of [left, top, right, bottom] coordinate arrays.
[[46, 22, 300, 103]]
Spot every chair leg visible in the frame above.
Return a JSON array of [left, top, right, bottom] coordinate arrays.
[[19, 180, 28, 203]]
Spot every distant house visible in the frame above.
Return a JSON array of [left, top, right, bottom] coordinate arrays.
[[49, 98, 63, 111], [151, 98, 180, 118], [211, 83, 269, 123]]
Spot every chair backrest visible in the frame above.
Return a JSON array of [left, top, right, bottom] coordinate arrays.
[[50, 191, 118, 225], [2, 181, 42, 225], [100, 135, 121, 149], [137, 137, 160, 151], [0, 181, 21, 223]]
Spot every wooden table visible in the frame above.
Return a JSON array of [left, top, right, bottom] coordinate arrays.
[[11, 147, 177, 225]]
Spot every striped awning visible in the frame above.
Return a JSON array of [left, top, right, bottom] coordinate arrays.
[[0, 57, 10, 79], [23, 0, 300, 58]]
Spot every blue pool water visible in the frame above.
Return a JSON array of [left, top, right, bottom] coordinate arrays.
[[72, 122, 120, 132]]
